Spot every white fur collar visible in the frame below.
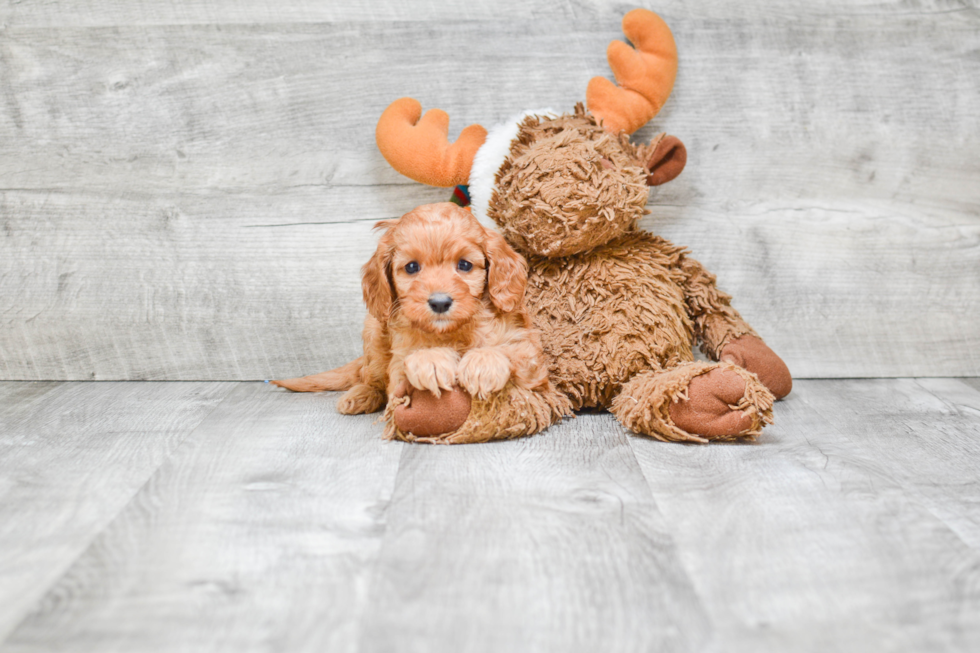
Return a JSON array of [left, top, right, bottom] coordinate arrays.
[[468, 109, 557, 228]]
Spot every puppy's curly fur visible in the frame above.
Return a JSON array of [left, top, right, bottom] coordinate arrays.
[[272, 202, 552, 423]]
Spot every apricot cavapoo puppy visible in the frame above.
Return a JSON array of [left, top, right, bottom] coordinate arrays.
[[272, 202, 551, 434]]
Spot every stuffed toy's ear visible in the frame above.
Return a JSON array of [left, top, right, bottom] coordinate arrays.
[[644, 134, 687, 186], [484, 227, 528, 313], [361, 220, 397, 321]]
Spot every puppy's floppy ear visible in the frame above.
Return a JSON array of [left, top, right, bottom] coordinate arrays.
[[362, 220, 397, 321], [484, 227, 527, 313]]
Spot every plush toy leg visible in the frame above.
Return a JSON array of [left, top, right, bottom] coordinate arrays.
[[720, 334, 793, 399], [385, 382, 572, 445], [610, 362, 774, 444]]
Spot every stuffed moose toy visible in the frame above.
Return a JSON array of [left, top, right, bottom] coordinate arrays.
[[276, 9, 792, 444]]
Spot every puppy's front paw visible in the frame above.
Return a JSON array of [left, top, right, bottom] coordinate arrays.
[[458, 348, 511, 399], [404, 348, 460, 397]]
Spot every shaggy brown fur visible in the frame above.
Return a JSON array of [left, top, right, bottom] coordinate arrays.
[[522, 230, 757, 410], [612, 363, 773, 444], [492, 108, 651, 258], [483, 106, 787, 443]]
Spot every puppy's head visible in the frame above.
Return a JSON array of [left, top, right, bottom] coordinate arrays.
[[362, 202, 527, 333]]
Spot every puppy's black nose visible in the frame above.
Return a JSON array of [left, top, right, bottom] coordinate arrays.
[[428, 293, 453, 314]]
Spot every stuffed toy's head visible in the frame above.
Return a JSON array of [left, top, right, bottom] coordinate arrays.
[[488, 106, 687, 257], [375, 9, 687, 258]]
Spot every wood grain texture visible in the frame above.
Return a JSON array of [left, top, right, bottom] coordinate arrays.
[[0, 0, 537, 27], [629, 379, 980, 652], [0, 382, 403, 653], [803, 377, 980, 550], [0, 3, 977, 379], [961, 377, 980, 394], [358, 413, 708, 653], [0, 378, 979, 650], [0, 0, 967, 26], [0, 380, 231, 642], [0, 190, 433, 381]]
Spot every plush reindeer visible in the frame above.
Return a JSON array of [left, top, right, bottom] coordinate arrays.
[[289, 9, 792, 443]]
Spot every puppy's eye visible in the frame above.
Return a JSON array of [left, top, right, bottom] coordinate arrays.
[[405, 261, 420, 274], [457, 259, 473, 272]]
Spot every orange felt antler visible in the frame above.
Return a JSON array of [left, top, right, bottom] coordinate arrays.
[[586, 9, 678, 135], [375, 98, 488, 187]]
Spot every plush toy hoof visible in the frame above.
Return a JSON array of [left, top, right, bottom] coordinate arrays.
[[612, 363, 774, 443], [393, 386, 472, 437], [668, 368, 755, 438], [720, 334, 793, 399]]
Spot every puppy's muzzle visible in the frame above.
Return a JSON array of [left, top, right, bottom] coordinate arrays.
[[428, 293, 453, 314]]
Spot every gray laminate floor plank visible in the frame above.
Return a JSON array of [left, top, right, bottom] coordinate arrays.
[[0, 381, 233, 643], [805, 378, 980, 549], [2, 380, 979, 651], [958, 377, 980, 395], [0, 383, 402, 653], [629, 381, 980, 652], [357, 414, 708, 653], [0, 0, 960, 28], [0, 0, 537, 27], [0, 382, 64, 418]]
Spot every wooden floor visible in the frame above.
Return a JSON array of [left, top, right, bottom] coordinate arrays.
[[0, 379, 978, 652]]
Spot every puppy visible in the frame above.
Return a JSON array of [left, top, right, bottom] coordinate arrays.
[[272, 202, 550, 430]]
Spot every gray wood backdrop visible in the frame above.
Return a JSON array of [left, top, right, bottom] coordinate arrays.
[[1, 0, 977, 381]]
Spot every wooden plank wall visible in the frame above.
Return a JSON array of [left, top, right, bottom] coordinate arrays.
[[1, 0, 977, 380]]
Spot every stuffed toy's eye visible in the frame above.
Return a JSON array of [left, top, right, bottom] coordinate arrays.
[[457, 259, 473, 272], [405, 261, 420, 274]]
